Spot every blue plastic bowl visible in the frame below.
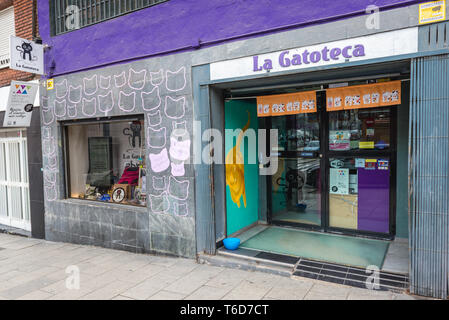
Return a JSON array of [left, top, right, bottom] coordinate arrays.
[[223, 237, 240, 250]]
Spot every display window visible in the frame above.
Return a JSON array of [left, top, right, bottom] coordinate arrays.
[[64, 118, 146, 206], [328, 108, 391, 152]]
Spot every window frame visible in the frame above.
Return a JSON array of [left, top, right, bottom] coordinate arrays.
[[61, 115, 146, 207], [50, 0, 170, 36]]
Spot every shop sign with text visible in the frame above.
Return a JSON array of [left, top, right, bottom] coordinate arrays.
[[210, 28, 418, 81], [3, 81, 39, 127]]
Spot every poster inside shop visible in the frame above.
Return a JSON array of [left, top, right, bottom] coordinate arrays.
[[326, 80, 401, 111], [2, 81, 39, 127], [330, 168, 349, 195], [257, 91, 316, 117], [365, 159, 377, 170], [355, 158, 366, 168], [329, 130, 351, 151], [377, 159, 389, 170]]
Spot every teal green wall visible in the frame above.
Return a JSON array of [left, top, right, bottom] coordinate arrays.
[[396, 82, 409, 239], [225, 100, 259, 236]]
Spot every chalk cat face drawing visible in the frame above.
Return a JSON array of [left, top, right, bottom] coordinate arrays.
[[149, 148, 170, 173], [169, 136, 191, 161]]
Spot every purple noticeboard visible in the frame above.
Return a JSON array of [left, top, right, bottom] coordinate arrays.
[[357, 168, 390, 233]]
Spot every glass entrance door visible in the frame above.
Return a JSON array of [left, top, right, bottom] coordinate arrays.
[[266, 93, 395, 237], [269, 112, 322, 227], [327, 107, 393, 235]]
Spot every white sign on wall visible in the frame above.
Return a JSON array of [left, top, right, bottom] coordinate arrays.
[[9, 36, 44, 75], [3, 81, 39, 127], [210, 27, 419, 81]]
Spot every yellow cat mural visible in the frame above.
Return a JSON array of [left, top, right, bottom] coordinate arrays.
[[226, 111, 250, 208]]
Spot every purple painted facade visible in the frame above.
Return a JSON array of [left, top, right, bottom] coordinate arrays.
[[357, 168, 390, 233], [37, 0, 421, 77]]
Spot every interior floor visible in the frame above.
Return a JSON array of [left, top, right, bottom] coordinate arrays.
[[229, 224, 408, 274]]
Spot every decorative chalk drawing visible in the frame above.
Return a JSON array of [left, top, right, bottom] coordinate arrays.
[[42, 126, 51, 139], [44, 185, 57, 202], [147, 126, 166, 149], [150, 69, 164, 87], [152, 176, 166, 191], [42, 108, 55, 125], [149, 192, 170, 213], [98, 90, 114, 115], [67, 105, 77, 118], [141, 86, 161, 111], [164, 95, 186, 119], [147, 109, 162, 127], [41, 63, 193, 216], [171, 161, 185, 177], [41, 96, 49, 109], [166, 67, 186, 92], [42, 137, 56, 156], [114, 71, 127, 88], [82, 97, 97, 116], [149, 148, 170, 173], [54, 99, 67, 117], [45, 155, 57, 170], [118, 91, 136, 112], [83, 74, 98, 95], [168, 175, 189, 201], [99, 75, 111, 89], [44, 170, 57, 184], [55, 79, 68, 98], [173, 202, 188, 217], [68, 85, 82, 104], [128, 68, 147, 90], [172, 120, 187, 131], [169, 134, 190, 161]]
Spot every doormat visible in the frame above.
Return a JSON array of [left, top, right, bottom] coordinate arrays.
[[240, 226, 390, 268]]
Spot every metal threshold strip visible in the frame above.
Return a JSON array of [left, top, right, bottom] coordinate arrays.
[[218, 247, 409, 292]]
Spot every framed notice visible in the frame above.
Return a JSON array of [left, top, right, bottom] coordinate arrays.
[[330, 168, 349, 195], [419, 1, 446, 25]]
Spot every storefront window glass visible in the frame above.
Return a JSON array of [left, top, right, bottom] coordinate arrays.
[[272, 113, 320, 152], [328, 108, 391, 151], [270, 113, 321, 226], [65, 119, 146, 206]]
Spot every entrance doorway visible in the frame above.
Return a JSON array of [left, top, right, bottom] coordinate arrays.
[[0, 129, 31, 231], [266, 91, 396, 238], [224, 83, 399, 240]]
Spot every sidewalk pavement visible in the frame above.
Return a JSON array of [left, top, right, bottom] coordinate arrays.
[[0, 233, 416, 300]]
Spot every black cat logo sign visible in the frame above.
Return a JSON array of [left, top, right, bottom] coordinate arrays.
[[9, 35, 44, 75]]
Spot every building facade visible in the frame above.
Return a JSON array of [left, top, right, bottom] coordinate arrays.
[[37, 0, 449, 299], [0, 0, 44, 238]]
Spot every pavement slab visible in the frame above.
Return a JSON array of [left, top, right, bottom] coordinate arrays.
[[0, 233, 416, 300]]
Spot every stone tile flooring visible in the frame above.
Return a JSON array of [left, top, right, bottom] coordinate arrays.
[[0, 233, 417, 300]]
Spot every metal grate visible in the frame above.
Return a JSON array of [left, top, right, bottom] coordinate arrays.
[[294, 258, 409, 292], [409, 55, 449, 299], [50, 0, 169, 36]]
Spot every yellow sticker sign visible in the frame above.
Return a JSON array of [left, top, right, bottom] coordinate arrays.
[[46, 79, 54, 90], [359, 141, 375, 149], [419, 0, 446, 25]]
